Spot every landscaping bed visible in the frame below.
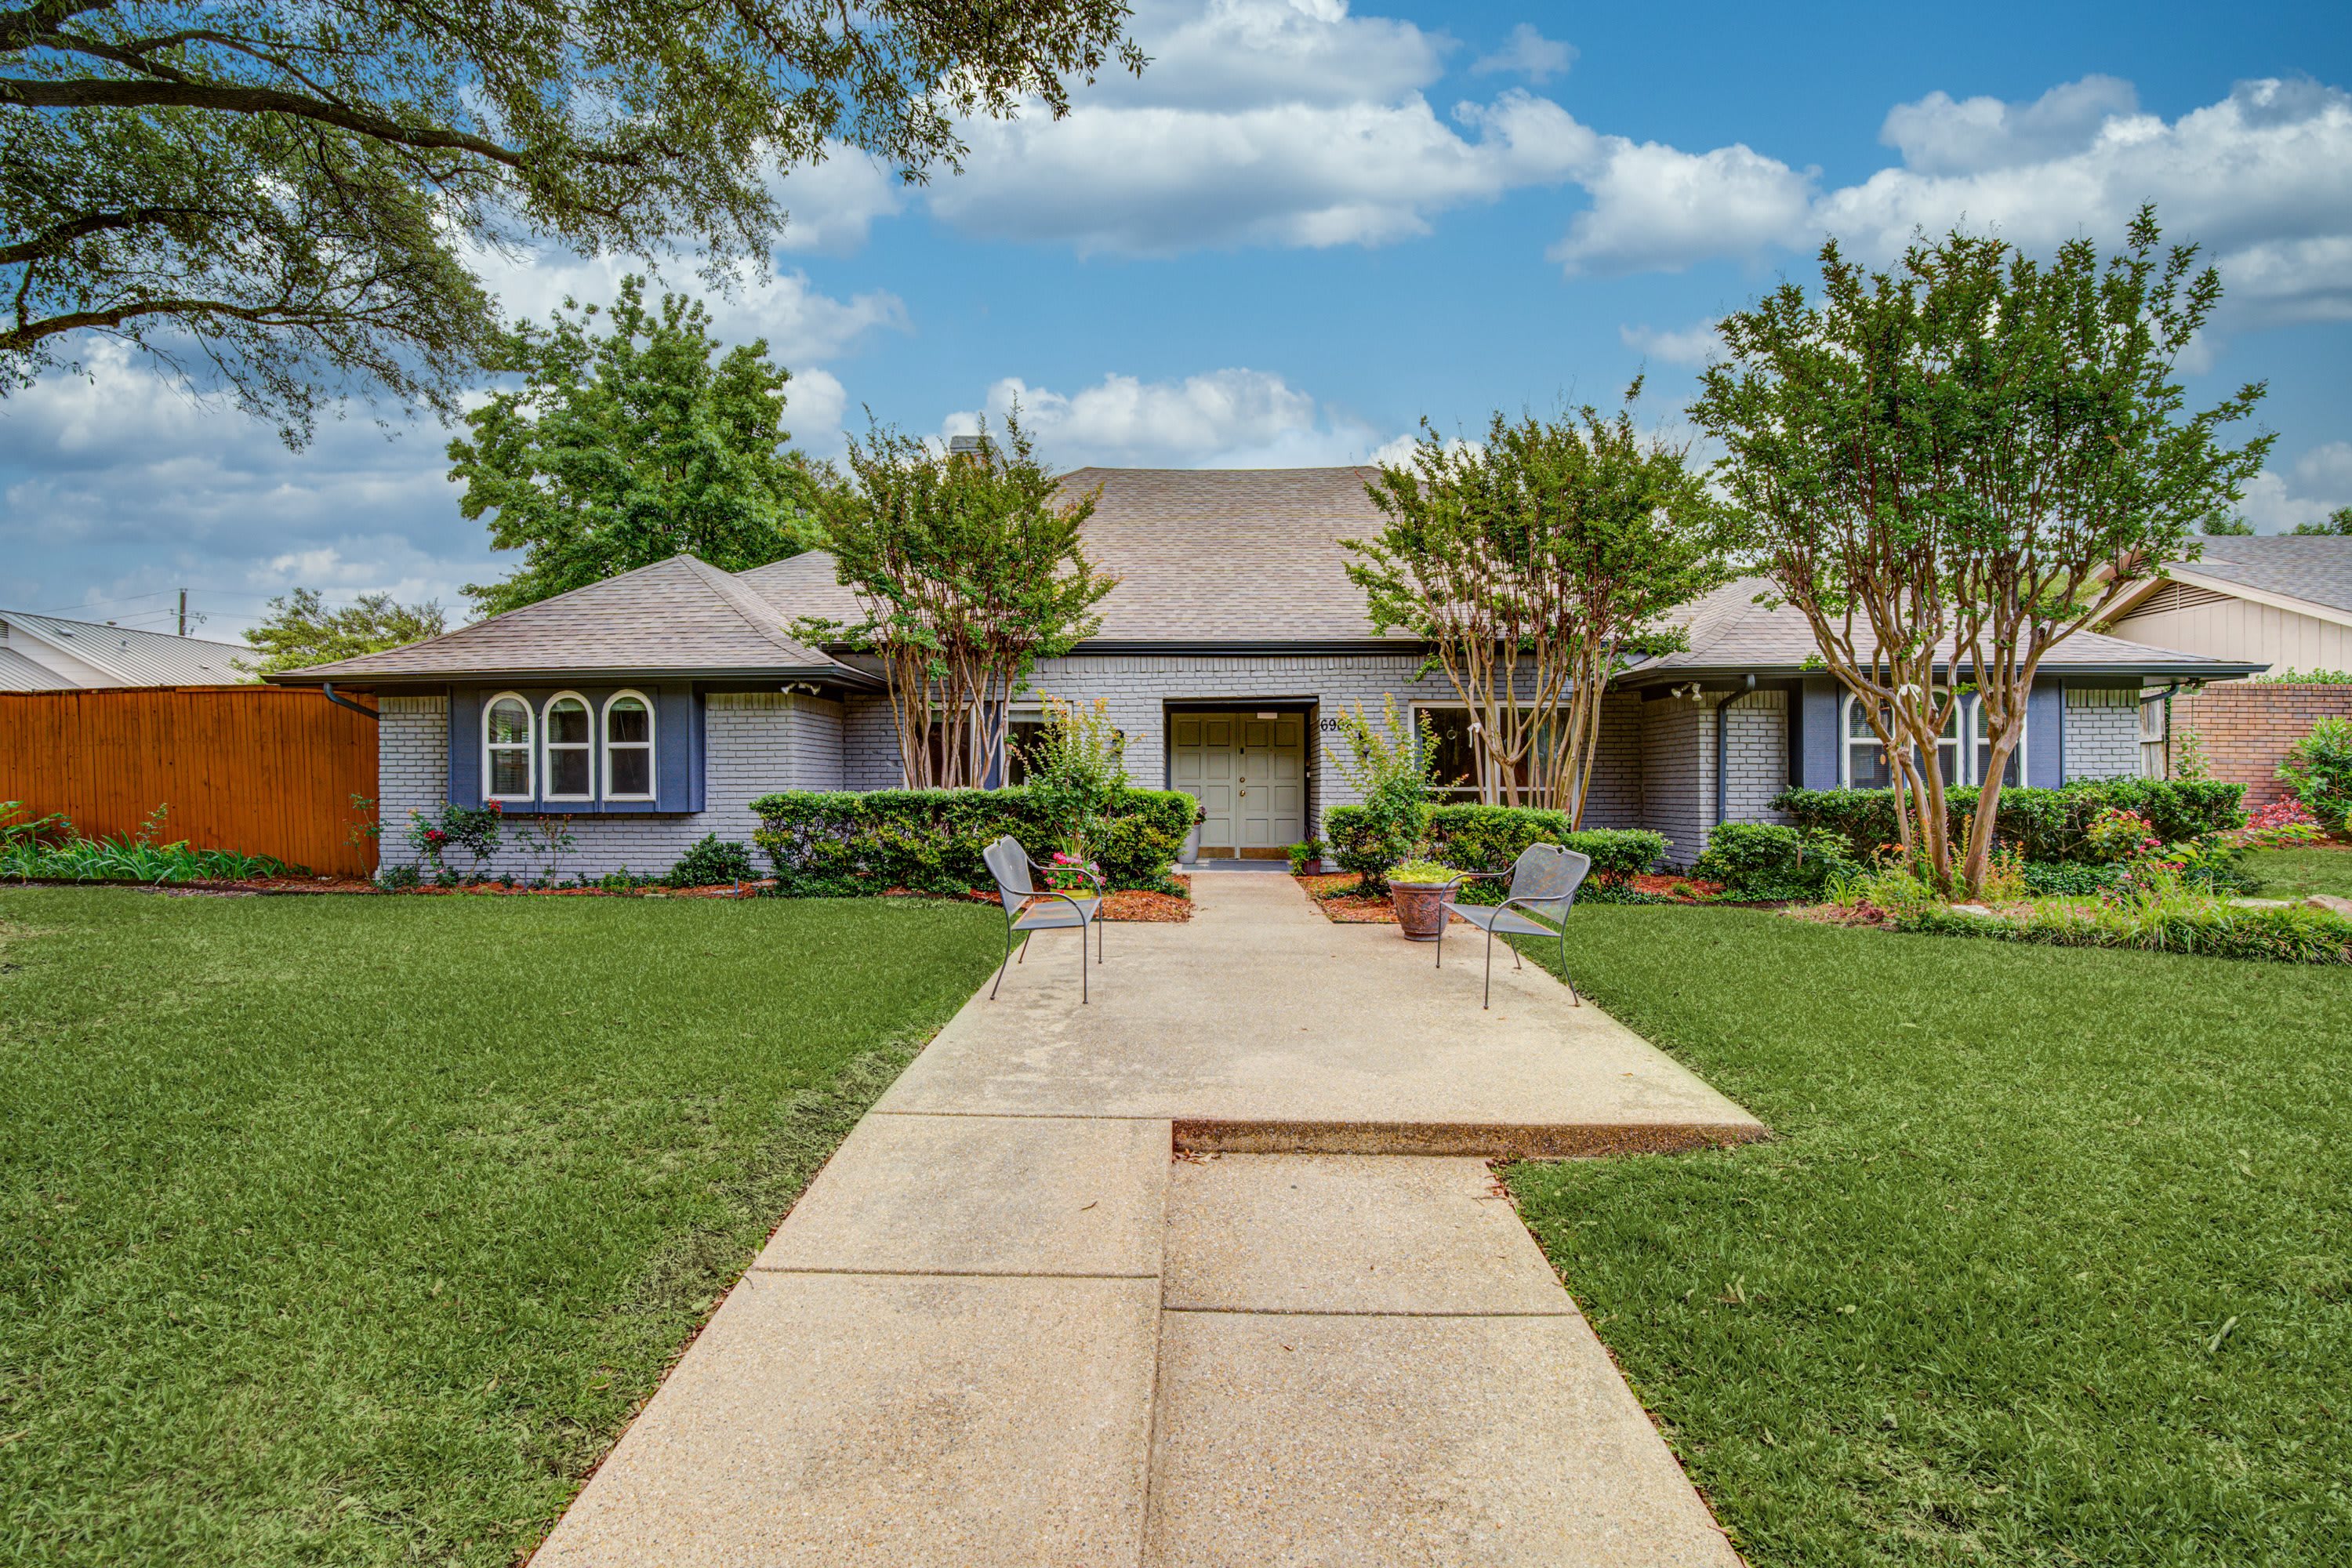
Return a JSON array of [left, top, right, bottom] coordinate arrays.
[[0, 888, 1003, 1566], [1296, 869, 1721, 921], [1503, 903, 2352, 1565]]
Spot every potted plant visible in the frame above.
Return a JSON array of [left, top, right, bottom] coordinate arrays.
[[1386, 859, 1461, 941]]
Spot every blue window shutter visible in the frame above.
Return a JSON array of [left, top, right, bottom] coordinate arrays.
[[1800, 677, 1840, 789], [655, 685, 697, 811], [2027, 680, 2063, 788], [448, 688, 483, 808]]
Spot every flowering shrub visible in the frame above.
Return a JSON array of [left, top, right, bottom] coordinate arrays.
[[2275, 717, 2352, 830], [2083, 808, 2163, 864], [2232, 798, 2327, 849], [406, 801, 503, 880]]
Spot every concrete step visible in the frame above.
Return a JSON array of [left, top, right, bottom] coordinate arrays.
[[1142, 1155, 1742, 1567]]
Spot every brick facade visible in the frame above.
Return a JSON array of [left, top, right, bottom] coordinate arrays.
[[379, 692, 840, 880], [2166, 683, 2352, 809], [2061, 687, 2143, 782]]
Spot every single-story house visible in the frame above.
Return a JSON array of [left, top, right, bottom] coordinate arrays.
[[0, 608, 251, 690], [272, 467, 2258, 878]]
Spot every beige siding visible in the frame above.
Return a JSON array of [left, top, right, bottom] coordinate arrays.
[[2111, 595, 2352, 674]]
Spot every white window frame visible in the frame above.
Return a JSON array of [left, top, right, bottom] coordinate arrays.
[[1968, 695, 2027, 788], [1842, 691, 2026, 787], [541, 691, 594, 802], [1409, 701, 1571, 805], [602, 689, 656, 801], [483, 691, 535, 802]]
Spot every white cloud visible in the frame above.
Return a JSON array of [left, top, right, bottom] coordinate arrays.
[[783, 367, 849, 459], [2238, 441, 2352, 533], [772, 147, 909, 256], [1472, 24, 1573, 84], [1551, 139, 1816, 275], [1618, 321, 1722, 367], [941, 367, 1403, 467], [920, 0, 1584, 253], [1544, 75, 2352, 324], [1878, 75, 2139, 175]]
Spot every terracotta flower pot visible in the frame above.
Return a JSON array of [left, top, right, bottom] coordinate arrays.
[[1389, 880, 1454, 942]]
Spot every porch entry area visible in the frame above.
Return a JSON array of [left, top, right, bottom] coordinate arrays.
[[1168, 709, 1306, 859]]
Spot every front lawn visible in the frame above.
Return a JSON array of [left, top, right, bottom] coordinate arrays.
[[1507, 906, 2350, 1566], [0, 889, 1000, 1567], [2243, 844, 2352, 900]]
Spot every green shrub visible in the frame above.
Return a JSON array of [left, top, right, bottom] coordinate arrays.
[[1691, 821, 1857, 900], [1325, 698, 1434, 894], [1775, 779, 2246, 863], [0, 802, 298, 884], [750, 787, 1193, 896], [666, 833, 757, 887], [2277, 716, 2352, 827], [1286, 839, 1325, 875], [1419, 804, 1665, 905], [1894, 897, 2352, 965]]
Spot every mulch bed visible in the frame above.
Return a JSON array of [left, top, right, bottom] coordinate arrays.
[[909, 875, 1194, 922], [1294, 869, 1727, 922]]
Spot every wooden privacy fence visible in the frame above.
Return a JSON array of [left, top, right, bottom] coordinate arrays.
[[0, 684, 379, 876]]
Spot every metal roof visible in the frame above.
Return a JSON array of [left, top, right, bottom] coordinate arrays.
[[0, 609, 252, 687]]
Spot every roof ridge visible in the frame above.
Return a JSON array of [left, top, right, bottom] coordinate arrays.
[[681, 555, 834, 660]]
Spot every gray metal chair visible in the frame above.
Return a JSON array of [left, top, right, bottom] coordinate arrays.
[[983, 835, 1105, 1004], [1436, 844, 1591, 1009]]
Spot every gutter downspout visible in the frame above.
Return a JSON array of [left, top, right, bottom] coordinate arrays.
[[321, 683, 378, 721]]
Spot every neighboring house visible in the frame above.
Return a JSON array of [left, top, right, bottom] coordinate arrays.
[[2104, 535, 2352, 675], [270, 468, 2256, 877], [0, 609, 252, 690], [2103, 536, 2352, 800]]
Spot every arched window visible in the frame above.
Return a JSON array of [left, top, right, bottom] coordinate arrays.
[[484, 693, 535, 801], [604, 691, 655, 800], [543, 693, 593, 800], [1841, 693, 1963, 787]]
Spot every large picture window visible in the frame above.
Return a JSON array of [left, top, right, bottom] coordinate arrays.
[[1413, 706, 1568, 804], [1842, 692, 2023, 789], [484, 694, 535, 801], [604, 691, 655, 800], [543, 693, 593, 800]]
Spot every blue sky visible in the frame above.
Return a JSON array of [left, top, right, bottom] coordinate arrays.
[[5, 0, 2350, 638]]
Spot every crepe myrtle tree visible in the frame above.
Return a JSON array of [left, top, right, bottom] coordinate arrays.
[[798, 414, 1113, 789], [0, 0, 1144, 443], [1691, 208, 2271, 896], [1348, 384, 1723, 823]]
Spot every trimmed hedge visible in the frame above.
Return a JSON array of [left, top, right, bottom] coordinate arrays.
[[1775, 779, 2246, 864], [1690, 821, 1858, 901], [1325, 801, 1668, 903], [749, 787, 1194, 897], [1894, 900, 2352, 965]]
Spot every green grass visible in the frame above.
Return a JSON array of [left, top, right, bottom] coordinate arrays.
[[1505, 906, 2351, 1566], [0, 888, 1001, 1567], [2243, 845, 2352, 900]]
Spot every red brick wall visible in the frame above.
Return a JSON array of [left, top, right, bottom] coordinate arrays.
[[2168, 684, 2352, 809]]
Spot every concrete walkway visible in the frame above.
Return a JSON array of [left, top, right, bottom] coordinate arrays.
[[532, 873, 1757, 1566]]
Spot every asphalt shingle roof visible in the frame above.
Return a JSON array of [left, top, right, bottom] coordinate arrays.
[[2177, 535, 2352, 617], [274, 556, 867, 684], [1629, 577, 2240, 677], [739, 466, 1399, 644]]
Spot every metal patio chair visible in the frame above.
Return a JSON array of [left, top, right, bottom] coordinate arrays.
[[1436, 843, 1592, 1010], [983, 835, 1106, 1004]]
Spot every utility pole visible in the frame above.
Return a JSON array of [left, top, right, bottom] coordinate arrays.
[[178, 589, 187, 637]]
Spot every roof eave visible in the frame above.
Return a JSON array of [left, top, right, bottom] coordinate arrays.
[[1620, 657, 2270, 684], [264, 662, 882, 690]]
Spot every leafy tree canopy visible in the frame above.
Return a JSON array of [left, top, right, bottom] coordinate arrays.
[[1691, 208, 2271, 895], [235, 586, 445, 673], [451, 275, 826, 617], [1351, 386, 1724, 821], [2, 0, 1143, 441], [2200, 510, 2255, 535], [2291, 506, 2352, 537], [800, 413, 1112, 788]]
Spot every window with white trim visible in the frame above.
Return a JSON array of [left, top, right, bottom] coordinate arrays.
[[484, 693, 535, 800], [604, 691, 655, 800], [1413, 704, 1569, 803], [1842, 691, 2025, 787], [543, 693, 593, 800], [1971, 697, 2025, 788]]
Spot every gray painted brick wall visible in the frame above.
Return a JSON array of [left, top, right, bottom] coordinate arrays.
[[2063, 686, 2142, 782], [379, 693, 838, 880]]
